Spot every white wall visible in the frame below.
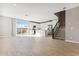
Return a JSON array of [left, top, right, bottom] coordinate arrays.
[[66, 7, 79, 43], [0, 16, 12, 37]]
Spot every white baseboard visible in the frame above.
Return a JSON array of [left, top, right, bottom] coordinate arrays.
[[65, 40, 79, 43]]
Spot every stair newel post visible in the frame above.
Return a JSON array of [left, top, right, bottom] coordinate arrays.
[[52, 29, 54, 39]]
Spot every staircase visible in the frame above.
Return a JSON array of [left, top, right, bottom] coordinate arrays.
[[55, 27, 65, 40], [52, 10, 65, 40]]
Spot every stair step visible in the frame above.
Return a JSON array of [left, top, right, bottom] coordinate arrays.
[[55, 37, 65, 40], [54, 27, 65, 40], [55, 38, 65, 40], [56, 33, 64, 35], [55, 35, 65, 37], [56, 31, 65, 33], [56, 36, 65, 37]]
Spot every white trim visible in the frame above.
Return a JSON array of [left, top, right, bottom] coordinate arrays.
[[65, 40, 79, 43]]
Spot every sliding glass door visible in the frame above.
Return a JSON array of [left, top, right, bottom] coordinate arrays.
[[16, 20, 29, 36]]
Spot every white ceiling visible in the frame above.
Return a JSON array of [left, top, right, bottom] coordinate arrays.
[[0, 3, 79, 22]]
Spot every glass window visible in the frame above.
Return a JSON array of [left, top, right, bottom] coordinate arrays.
[[16, 20, 29, 36]]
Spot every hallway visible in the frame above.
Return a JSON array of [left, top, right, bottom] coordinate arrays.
[[0, 35, 79, 56]]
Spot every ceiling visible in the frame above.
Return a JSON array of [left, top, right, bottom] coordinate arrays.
[[0, 3, 79, 22]]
